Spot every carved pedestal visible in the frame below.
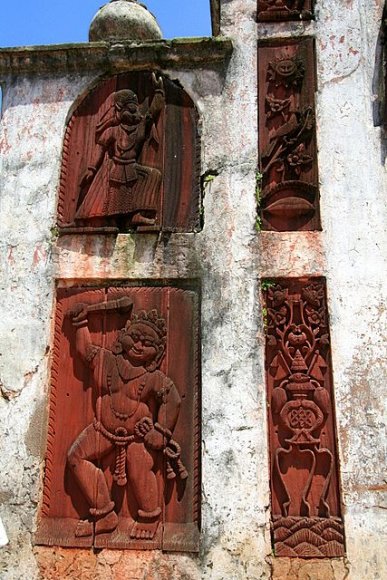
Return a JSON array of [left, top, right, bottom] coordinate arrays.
[[36, 286, 200, 551], [263, 279, 345, 558]]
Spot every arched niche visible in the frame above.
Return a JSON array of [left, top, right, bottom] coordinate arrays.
[[57, 71, 200, 234]]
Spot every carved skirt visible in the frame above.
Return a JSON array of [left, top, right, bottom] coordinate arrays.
[[75, 162, 161, 220]]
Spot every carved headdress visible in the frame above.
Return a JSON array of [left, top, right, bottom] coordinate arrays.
[[113, 309, 167, 371]]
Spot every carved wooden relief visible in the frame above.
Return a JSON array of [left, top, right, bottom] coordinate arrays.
[[263, 279, 345, 558], [258, 38, 320, 231], [36, 286, 200, 551], [258, 1, 314, 22], [57, 72, 200, 234]]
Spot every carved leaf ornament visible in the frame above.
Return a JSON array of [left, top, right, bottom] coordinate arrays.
[[258, 39, 320, 231], [264, 279, 345, 558]]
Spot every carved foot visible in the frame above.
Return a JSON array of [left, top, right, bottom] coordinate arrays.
[[130, 519, 160, 540], [95, 510, 119, 535], [75, 519, 93, 537], [131, 212, 156, 226]]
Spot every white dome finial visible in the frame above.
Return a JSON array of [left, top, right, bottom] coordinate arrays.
[[89, 0, 163, 42]]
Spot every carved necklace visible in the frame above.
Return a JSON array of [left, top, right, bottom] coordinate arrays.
[[107, 365, 147, 421]]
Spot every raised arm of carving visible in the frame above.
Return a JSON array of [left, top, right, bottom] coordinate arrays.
[[67, 303, 96, 363], [149, 72, 165, 119]]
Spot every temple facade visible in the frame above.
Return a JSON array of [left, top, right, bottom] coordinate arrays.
[[0, 1, 386, 578]]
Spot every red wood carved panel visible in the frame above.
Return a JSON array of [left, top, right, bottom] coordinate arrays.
[[263, 279, 345, 558], [258, 38, 320, 231], [57, 72, 200, 234], [258, 1, 314, 22], [36, 286, 200, 551]]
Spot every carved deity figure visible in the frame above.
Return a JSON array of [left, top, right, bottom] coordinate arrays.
[[67, 298, 187, 540], [75, 73, 165, 228]]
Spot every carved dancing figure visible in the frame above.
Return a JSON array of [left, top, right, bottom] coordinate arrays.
[[75, 73, 165, 228], [67, 297, 187, 540]]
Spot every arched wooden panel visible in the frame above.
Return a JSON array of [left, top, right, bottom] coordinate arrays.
[[57, 72, 200, 234]]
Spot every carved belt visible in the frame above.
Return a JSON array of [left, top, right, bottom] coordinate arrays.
[[93, 418, 135, 487], [93, 417, 189, 486], [111, 157, 136, 165]]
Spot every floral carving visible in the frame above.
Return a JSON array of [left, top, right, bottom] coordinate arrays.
[[258, 39, 320, 231], [264, 279, 345, 558]]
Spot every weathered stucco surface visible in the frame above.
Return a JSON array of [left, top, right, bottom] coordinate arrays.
[[0, 0, 386, 578]]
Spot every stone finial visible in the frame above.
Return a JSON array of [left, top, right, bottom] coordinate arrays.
[[89, 0, 163, 43]]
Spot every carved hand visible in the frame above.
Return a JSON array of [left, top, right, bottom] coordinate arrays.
[[68, 303, 89, 324], [144, 428, 165, 451], [80, 168, 96, 189], [152, 72, 164, 92]]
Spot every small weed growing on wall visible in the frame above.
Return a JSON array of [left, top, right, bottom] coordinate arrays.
[[202, 173, 217, 188], [261, 279, 275, 292], [255, 170, 263, 232], [261, 279, 275, 332], [201, 170, 219, 195], [50, 225, 59, 240], [200, 169, 219, 228]]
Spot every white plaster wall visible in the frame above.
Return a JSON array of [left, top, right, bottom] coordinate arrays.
[[0, 0, 385, 579]]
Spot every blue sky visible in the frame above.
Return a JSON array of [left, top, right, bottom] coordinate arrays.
[[0, 0, 212, 47]]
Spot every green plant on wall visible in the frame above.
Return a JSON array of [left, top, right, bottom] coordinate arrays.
[[255, 170, 263, 232], [261, 279, 275, 292], [261, 279, 275, 332], [202, 173, 217, 188], [200, 170, 219, 226]]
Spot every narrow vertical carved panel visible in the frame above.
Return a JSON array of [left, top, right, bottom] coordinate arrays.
[[258, 38, 320, 231], [36, 286, 200, 551], [263, 279, 345, 558], [258, 1, 314, 22], [57, 71, 200, 234]]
